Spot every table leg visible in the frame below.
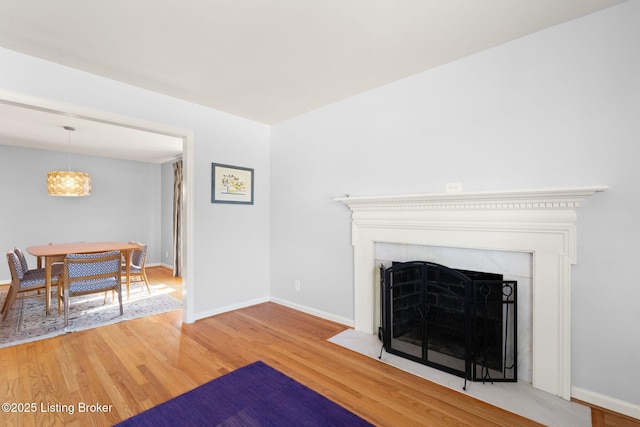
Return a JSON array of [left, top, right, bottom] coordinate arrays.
[[124, 250, 131, 299], [45, 257, 52, 315]]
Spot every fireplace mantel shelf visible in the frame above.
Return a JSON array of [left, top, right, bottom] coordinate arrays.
[[336, 186, 608, 211]]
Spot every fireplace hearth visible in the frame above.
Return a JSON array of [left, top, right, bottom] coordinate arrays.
[[379, 261, 517, 386]]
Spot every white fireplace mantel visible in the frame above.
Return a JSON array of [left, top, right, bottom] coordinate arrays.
[[336, 186, 607, 400], [337, 186, 607, 211]]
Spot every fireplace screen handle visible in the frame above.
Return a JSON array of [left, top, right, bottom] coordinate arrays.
[[417, 303, 429, 319]]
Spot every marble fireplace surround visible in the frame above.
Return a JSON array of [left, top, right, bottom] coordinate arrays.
[[336, 186, 607, 400]]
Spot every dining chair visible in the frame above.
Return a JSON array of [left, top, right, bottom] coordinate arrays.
[[14, 246, 54, 296], [58, 250, 122, 327], [2, 250, 62, 321], [122, 241, 150, 296]]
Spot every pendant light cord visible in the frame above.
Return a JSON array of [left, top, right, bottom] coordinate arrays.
[[64, 125, 75, 172]]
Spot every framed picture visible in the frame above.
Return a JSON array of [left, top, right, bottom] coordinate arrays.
[[211, 163, 254, 204]]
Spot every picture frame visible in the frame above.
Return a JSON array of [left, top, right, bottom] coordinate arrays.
[[211, 163, 254, 204]]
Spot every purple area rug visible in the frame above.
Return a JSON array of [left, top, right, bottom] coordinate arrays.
[[116, 361, 373, 426]]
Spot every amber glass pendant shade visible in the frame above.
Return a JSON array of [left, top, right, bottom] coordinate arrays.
[[47, 170, 92, 196]]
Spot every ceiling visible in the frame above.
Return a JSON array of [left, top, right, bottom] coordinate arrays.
[[0, 0, 626, 162], [0, 101, 184, 163]]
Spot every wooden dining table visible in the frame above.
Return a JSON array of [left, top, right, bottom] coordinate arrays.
[[27, 241, 140, 315]]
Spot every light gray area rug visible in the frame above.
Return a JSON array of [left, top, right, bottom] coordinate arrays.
[[329, 329, 591, 427], [1, 283, 181, 348]]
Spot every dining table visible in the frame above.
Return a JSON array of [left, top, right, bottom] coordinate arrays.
[[27, 241, 140, 315]]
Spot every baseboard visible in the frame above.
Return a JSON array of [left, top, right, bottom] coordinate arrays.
[[145, 262, 170, 269], [572, 386, 640, 420], [193, 296, 270, 321], [269, 297, 354, 328]]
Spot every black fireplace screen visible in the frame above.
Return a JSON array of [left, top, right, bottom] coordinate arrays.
[[380, 261, 517, 384]]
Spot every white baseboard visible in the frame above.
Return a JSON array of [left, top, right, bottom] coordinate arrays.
[[176, 295, 354, 328], [145, 262, 170, 269], [572, 386, 640, 420], [193, 296, 270, 321], [269, 297, 354, 327]]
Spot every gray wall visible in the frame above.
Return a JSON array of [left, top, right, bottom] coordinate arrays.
[[0, 144, 161, 280], [270, 1, 639, 409]]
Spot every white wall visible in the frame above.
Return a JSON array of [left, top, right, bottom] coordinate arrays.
[[270, 1, 639, 412], [0, 47, 271, 318], [0, 144, 162, 280]]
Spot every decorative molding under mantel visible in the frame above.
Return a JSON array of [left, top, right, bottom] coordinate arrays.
[[335, 186, 608, 211]]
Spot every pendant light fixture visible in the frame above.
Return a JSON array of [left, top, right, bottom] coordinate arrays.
[[47, 126, 92, 196]]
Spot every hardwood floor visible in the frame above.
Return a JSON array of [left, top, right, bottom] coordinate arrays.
[[0, 267, 637, 426], [144, 266, 182, 301]]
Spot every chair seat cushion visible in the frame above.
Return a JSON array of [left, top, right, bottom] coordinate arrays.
[[20, 264, 63, 288], [19, 270, 46, 288], [122, 266, 142, 274], [70, 278, 119, 293]]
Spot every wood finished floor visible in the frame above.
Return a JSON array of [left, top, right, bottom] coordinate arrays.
[[0, 267, 637, 426]]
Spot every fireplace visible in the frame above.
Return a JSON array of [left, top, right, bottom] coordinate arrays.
[[336, 186, 607, 400], [380, 261, 517, 385]]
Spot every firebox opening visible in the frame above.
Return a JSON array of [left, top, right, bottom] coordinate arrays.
[[379, 261, 517, 386]]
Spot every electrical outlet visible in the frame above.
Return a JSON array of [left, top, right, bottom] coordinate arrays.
[[294, 280, 301, 291], [446, 182, 463, 193]]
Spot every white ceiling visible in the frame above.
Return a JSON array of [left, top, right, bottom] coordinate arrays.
[[0, 0, 626, 162]]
